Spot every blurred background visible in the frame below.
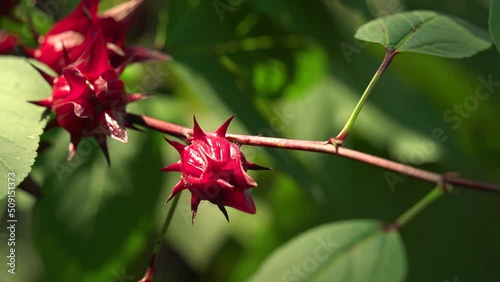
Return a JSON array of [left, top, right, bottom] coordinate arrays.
[[1, 0, 500, 281]]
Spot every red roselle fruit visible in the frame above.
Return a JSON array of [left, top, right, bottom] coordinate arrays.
[[31, 30, 146, 165], [162, 116, 270, 223], [24, 0, 169, 73]]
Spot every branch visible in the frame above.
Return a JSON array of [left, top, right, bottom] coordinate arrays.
[[126, 113, 500, 193]]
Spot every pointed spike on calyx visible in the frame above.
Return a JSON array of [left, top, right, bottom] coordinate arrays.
[[192, 116, 206, 140], [67, 135, 82, 161], [191, 195, 201, 224], [29, 98, 53, 109], [40, 108, 53, 121], [164, 181, 185, 204], [161, 162, 182, 172], [27, 60, 55, 85], [99, 0, 144, 25], [81, 5, 94, 25], [218, 205, 230, 222], [164, 137, 186, 154], [127, 46, 171, 63], [61, 44, 71, 66], [77, 0, 100, 17], [215, 114, 236, 137], [127, 93, 151, 103], [246, 161, 271, 171], [114, 53, 135, 75], [97, 136, 111, 167], [114, 52, 137, 74]]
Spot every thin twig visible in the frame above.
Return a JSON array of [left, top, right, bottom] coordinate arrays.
[[139, 193, 181, 282], [125, 113, 500, 193]]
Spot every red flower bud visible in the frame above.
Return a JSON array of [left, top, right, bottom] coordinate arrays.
[[26, 0, 169, 73], [162, 116, 270, 223], [31, 31, 146, 165]]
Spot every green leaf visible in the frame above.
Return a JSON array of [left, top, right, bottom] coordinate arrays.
[[33, 129, 163, 281], [250, 220, 407, 282], [0, 56, 50, 196], [489, 0, 500, 53], [355, 10, 491, 58]]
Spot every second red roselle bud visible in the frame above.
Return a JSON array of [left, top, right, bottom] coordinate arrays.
[[162, 116, 270, 223], [23, 0, 169, 74], [31, 31, 147, 165]]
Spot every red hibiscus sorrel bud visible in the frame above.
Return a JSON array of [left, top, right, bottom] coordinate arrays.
[[31, 31, 146, 165], [25, 0, 169, 73], [162, 116, 270, 223], [26, 0, 99, 73]]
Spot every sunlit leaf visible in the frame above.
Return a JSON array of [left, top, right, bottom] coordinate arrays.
[[0, 57, 50, 198], [355, 10, 491, 58], [250, 220, 407, 282]]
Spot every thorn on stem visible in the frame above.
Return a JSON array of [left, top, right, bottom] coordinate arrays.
[[440, 172, 459, 194], [324, 137, 342, 153]]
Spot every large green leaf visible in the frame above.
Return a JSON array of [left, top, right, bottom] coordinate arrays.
[[355, 10, 491, 58], [250, 220, 407, 282], [489, 0, 500, 53], [0, 57, 50, 196]]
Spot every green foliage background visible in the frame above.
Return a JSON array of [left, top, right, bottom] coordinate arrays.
[[1, 0, 500, 281]]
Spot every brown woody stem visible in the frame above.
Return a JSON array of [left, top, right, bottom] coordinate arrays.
[[126, 113, 500, 193]]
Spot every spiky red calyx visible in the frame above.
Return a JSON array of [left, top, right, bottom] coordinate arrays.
[[162, 116, 270, 223], [25, 0, 169, 74], [31, 31, 146, 165]]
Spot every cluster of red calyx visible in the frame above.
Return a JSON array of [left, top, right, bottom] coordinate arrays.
[[23, 0, 169, 74], [162, 116, 270, 223], [2, 1, 270, 221], [17, 0, 170, 164]]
